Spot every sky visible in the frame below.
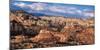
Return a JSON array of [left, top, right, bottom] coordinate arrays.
[[11, 0, 95, 5], [10, 1, 95, 18]]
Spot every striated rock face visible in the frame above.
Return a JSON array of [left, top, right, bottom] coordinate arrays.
[[75, 28, 94, 44], [10, 10, 94, 49], [30, 29, 70, 43]]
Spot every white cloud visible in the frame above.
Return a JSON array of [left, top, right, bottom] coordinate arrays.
[[83, 9, 94, 17], [48, 6, 83, 15], [28, 3, 46, 11], [66, 7, 82, 14], [13, 2, 26, 8], [13, 2, 46, 11], [76, 10, 82, 14], [83, 12, 94, 17], [66, 10, 76, 14], [66, 7, 77, 10], [49, 6, 67, 13]]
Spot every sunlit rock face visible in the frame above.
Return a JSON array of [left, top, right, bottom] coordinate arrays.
[[75, 28, 94, 45], [30, 29, 70, 43], [10, 10, 94, 49]]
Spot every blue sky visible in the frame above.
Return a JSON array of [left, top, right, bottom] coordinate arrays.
[[10, 1, 95, 18]]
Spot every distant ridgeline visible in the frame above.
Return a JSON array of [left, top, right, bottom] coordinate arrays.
[[10, 10, 94, 19]]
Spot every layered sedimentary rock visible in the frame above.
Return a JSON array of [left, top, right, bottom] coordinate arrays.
[[10, 10, 94, 49]]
